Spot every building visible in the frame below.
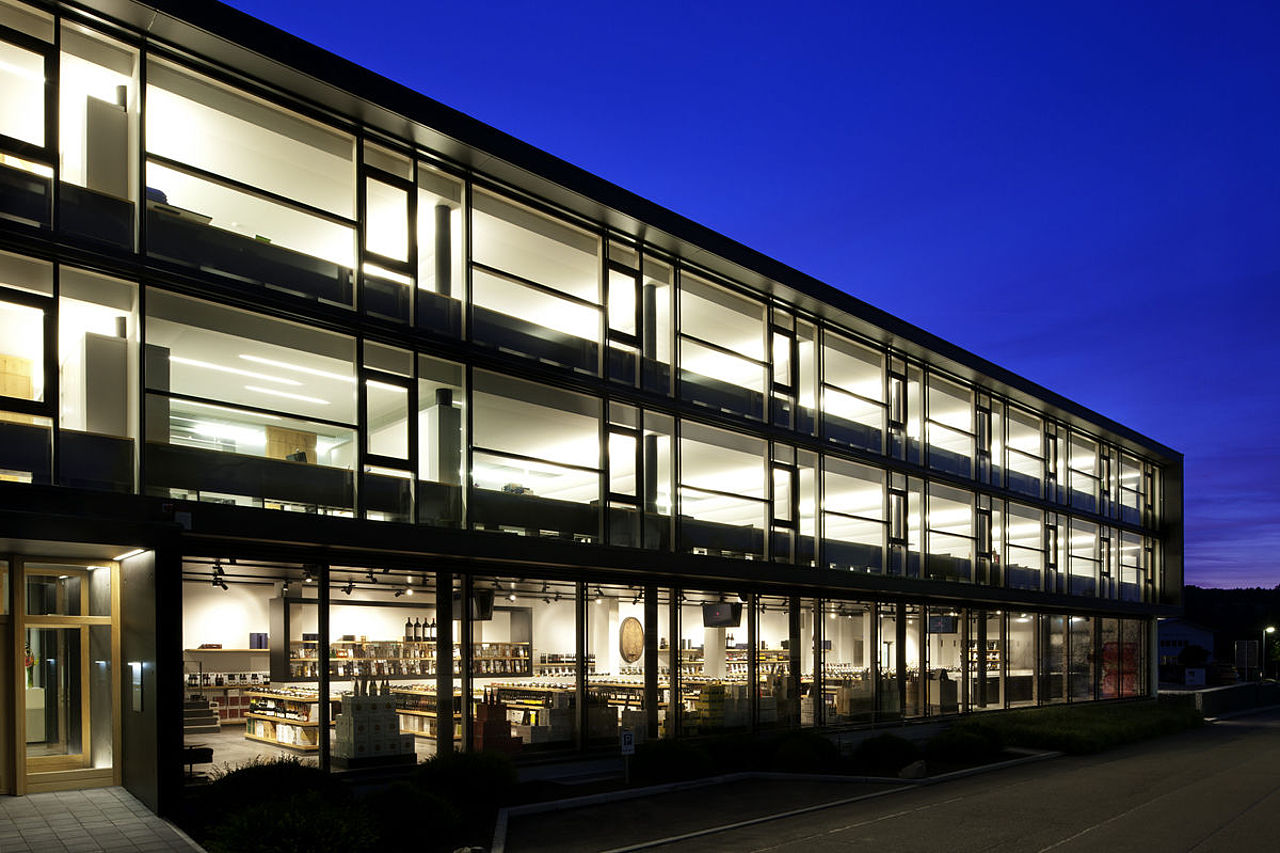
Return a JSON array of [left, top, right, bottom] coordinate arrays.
[[1157, 618, 1215, 667], [0, 0, 1182, 817]]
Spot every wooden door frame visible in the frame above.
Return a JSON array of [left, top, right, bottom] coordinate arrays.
[[11, 556, 122, 794]]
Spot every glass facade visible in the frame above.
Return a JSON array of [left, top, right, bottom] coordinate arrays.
[[0, 0, 1178, 791]]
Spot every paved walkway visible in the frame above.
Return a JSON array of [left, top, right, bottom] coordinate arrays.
[[0, 786, 204, 853]]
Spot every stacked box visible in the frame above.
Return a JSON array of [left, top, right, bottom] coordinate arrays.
[[333, 692, 415, 761]]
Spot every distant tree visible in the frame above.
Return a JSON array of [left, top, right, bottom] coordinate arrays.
[[1177, 644, 1210, 668]]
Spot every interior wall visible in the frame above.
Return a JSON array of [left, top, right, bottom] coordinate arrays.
[[182, 580, 270, 648]]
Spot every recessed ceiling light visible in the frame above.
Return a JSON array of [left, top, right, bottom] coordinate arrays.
[[171, 356, 299, 385], [239, 354, 354, 383]]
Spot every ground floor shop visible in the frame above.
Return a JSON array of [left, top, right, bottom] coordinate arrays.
[[1, 539, 1156, 815]]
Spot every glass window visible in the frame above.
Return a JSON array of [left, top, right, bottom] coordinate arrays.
[[927, 484, 974, 582], [926, 374, 973, 477], [821, 600, 875, 725], [1119, 453, 1142, 524], [822, 458, 885, 573], [754, 595, 810, 729], [0, 297, 44, 402], [365, 178, 408, 262], [966, 610, 1004, 711], [59, 23, 138, 248], [679, 422, 767, 559], [58, 268, 138, 493], [144, 290, 357, 512], [1069, 615, 1095, 701], [1007, 612, 1036, 707], [1069, 433, 1099, 512], [678, 274, 765, 420], [1069, 520, 1099, 596], [1005, 408, 1043, 496], [470, 371, 601, 541], [641, 411, 674, 550], [472, 189, 599, 302], [146, 60, 353, 218], [1040, 614, 1066, 703], [0, 410, 51, 484], [1004, 502, 1044, 591], [145, 289, 356, 423], [471, 268, 600, 373], [922, 608, 962, 716], [1119, 531, 1145, 602], [0, 36, 45, 147], [417, 355, 465, 528], [822, 334, 884, 453], [676, 590, 750, 735], [586, 582, 653, 742], [416, 164, 464, 335], [641, 256, 673, 394]]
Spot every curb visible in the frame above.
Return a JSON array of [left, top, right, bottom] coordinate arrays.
[[491, 749, 1060, 852]]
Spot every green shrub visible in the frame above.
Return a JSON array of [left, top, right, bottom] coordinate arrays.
[[631, 738, 714, 784], [768, 729, 842, 773], [363, 781, 460, 853], [413, 749, 517, 844], [852, 733, 921, 775], [205, 789, 375, 853], [924, 726, 1003, 765], [950, 701, 1203, 755]]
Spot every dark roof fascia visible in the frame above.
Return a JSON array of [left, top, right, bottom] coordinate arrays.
[[71, 0, 1178, 462]]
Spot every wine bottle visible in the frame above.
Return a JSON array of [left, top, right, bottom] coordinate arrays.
[[412, 618, 421, 642], [429, 618, 437, 641], [405, 617, 413, 642]]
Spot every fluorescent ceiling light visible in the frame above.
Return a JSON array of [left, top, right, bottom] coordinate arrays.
[[171, 356, 299, 385], [244, 385, 329, 405], [239, 354, 354, 383], [179, 400, 282, 421], [113, 548, 145, 561]]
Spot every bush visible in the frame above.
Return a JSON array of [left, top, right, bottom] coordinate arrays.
[[414, 749, 517, 844], [631, 738, 714, 784], [924, 726, 1004, 766], [851, 733, 921, 776], [205, 790, 376, 853], [951, 701, 1203, 755], [363, 781, 460, 853], [768, 729, 842, 773]]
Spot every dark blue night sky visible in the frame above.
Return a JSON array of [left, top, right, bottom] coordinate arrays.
[[227, 0, 1280, 589]]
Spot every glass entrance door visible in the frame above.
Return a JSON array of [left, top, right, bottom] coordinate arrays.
[[14, 559, 120, 791]]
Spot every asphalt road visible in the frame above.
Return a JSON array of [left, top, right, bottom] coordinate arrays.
[[506, 708, 1280, 853]]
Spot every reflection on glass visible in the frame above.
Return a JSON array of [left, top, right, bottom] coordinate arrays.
[[25, 627, 84, 760], [59, 23, 138, 248]]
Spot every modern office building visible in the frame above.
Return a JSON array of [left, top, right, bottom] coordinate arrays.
[[0, 0, 1182, 817]]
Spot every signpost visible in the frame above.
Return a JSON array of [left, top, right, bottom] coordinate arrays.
[[620, 728, 635, 785]]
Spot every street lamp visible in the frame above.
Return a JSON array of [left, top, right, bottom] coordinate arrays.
[[1263, 626, 1277, 681]]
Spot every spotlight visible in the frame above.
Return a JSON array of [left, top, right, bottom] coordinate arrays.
[[508, 592, 517, 602], [542, 597, 552, 605], [303, 565, 316, 584], [342, 581, 354, 596], [212, 561, 225, 578], [395, 588, 406, 598], [212, 577, 228, 591], [404, 586, 413, 596], [366, 570, 377, 584], [594, 587, 604, 605]]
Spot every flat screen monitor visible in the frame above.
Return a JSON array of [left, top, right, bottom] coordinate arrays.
[[928, 615, 958, 634], [702, 602, 742, 628]]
